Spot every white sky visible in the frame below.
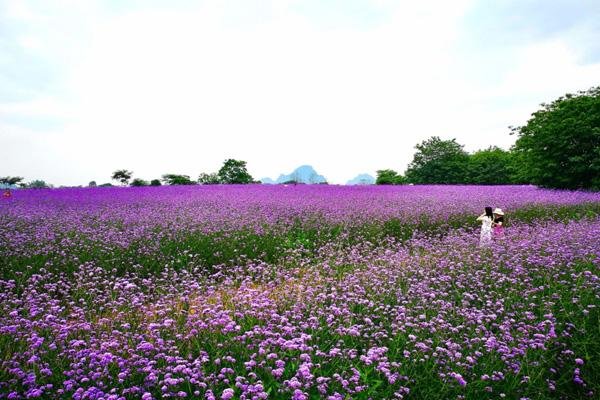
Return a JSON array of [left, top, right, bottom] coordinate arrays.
[[1, 0, 600, 185]]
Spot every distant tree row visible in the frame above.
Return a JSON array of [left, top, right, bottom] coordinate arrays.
[[377, 86, 600, 190], [1, 176, 52, 189], [110, 159, 257, 187]]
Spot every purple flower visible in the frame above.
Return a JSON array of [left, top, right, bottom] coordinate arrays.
[[221, 389, 235, 400]]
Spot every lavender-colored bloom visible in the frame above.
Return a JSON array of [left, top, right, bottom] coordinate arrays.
[[220, 388, 234, 400]]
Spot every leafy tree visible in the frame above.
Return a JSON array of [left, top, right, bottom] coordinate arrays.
[[150, 179, 162, 186], [162, 174, 194, 185], [88, 181, 97, 187], [376, 169, 405, 185], [405, 137, 469, 184], [467, 147, 513, 184], [25, 180, 50, 189], [111, 170, 133, 186], [99, 183, 114, 187], [130, 178, 149, 187], [198, 172, 221, 184], [0, 176, 24, 186], [511, 86, 600, 190], [217, 159, 254, 184]]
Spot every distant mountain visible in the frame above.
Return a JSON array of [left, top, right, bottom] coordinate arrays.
[[261, 165, 327, 184], [346, 173, 375, 185]]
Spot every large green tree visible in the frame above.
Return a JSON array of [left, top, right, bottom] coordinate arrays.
[[467, 146, 514, 184], [111, 170, 133, 186], [375, 169, 405, 185], [511, 86, 600, 190], [130, 178, 149, 187], [198, 172, 221, 184], [25, 180, 50, 189], [405, 136, 470, 184], [217, 159, 254, 184], [162, 174, 195, 185]]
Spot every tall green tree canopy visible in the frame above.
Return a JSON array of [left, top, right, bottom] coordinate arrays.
[[24, 180, 50, 189], [130, 178, 149, 187], [111, 170, 133, 186], [217, 159, 254, 184], [405, 136, 469, 184], [162, 174, 194, 185], [512, 86, 600, 190], [198, 172, 221, 184], [468, 146, 513, 185], [375, 169, 405, 185]]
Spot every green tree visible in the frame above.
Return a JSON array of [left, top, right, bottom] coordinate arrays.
[[130, 178, 149, 187], [150, 179, 162, 186], [0, 176, 24, 186], [405, 137, 469, 184], [88, 181, 97, 187], [376, 169, 405, 185], [198, 172, 221, 184], [25, 180, 50, 189], [467, 146, 513, 184], [111, 170, 133, 186], [217, 159, 254, 184], [511, 86, 600, 190], [162, 174, 194, 185]]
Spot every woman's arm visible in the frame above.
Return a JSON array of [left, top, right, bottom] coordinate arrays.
[[476, 214, 486, 221]]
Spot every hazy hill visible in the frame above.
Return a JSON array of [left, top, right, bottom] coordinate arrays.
[[261, 165, 327, 184], [346, 173, 375, 185]]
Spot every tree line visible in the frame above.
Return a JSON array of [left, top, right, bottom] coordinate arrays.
[[0, 177, 51, 189], [377, 86, 600, 190], [108, 159, 256, 187]]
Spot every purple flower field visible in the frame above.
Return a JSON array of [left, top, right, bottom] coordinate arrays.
[[1, 185, 599, 259], [1, 185, 599, 399]]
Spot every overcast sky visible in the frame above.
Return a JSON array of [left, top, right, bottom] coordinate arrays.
[[1, 0, 600, 185]]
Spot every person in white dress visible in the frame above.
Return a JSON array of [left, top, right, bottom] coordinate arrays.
[[477, 206, 494, 247]]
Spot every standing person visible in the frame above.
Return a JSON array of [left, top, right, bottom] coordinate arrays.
[[493, 208, 505, 239], [477, 206, 494, 247]]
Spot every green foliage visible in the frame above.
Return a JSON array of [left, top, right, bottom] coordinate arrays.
[[467, 146, 514, 184], [376, 169, 406, 185], [405, 137, 470, 184], [130, 178, 149, 187], [111, 169, 133, 186], [161, 174, 195, 186], [24, 180, 50, 189], [512, 86, 600, 190], [0, 176, 24, 186], [150, 179, 162, 186], [98, 183, 114, 187], [88, 181, 97, 187], [217, 159, 254, 184], [198, 172, 221, 184]]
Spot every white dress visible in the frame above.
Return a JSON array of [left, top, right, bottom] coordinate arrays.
[[479, 216, 492, 247]]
